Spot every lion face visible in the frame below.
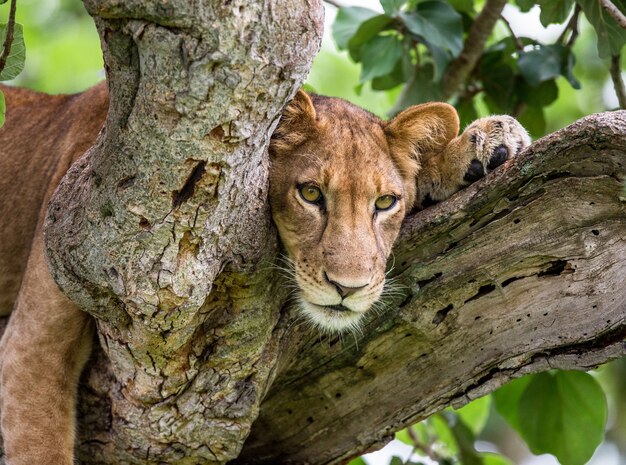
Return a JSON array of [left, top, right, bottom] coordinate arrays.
[[269, 91, 457, 331]]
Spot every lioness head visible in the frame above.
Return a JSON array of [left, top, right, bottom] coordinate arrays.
[[269, 91, 458, 331]]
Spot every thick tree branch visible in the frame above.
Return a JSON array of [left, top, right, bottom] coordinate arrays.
[[237, 111, 626, 464], [441, 0, 507, 100], [43, 1, 324, 463]]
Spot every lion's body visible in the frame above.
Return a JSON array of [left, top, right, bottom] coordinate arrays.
[[0, 83, 108, 314], [0, 83, 529, 464], [0, 83, 107, 465]]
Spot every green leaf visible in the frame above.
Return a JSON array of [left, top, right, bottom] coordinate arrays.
[[430, 413, 459, 456], [537, 0, 574, 26], [347, 14, 394, 61], [445, 411, 483, 465], [423, 39, 453, 81], [391, 63, 442, 114], [381, 0, 405, 16], [0, 23, 25, 81], [518, 44, 564, 86], [518, 104, 546, 138], [359, 34, 403, 82], [0, 89, 5, 128], [449, 0, 474, 14], [518, 371, 608, 465], [481, 453, 515, 465], [518, 44, 580, 90], [493, 375, 532, 431], [332, 7, 379, 50], [563, 48, 581, 89], [456, 98, 478, 129], [481, 62, 516, 113], [454, 394, 492, 435], [515, 0, 535, 12], [401, 1, 464, 56], [577, 0, 626, 58], [0, 0, 7, 5], [518, 78, 559, 107], [371, 58, 408, 90], [390, 457, 404, 465]]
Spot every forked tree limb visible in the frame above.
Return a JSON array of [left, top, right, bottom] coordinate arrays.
[[21, 0, 626, 463], [237, 111, 626, 463]]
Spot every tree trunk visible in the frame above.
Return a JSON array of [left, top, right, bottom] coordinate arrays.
[[44, 0, 324, 463], [37, 1, 626, 464]]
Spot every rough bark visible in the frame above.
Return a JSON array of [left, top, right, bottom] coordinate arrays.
[[44, 1, 324, 463], [36, 1, 626, 465]]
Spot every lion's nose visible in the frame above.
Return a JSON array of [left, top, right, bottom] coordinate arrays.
[[324, 272, 369, 298]]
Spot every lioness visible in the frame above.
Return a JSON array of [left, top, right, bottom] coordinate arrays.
[[0, 83, 529, 464]]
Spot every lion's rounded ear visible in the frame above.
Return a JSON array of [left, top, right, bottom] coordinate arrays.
[[270, 90, 317, 155], [384, 102, 459, 159]]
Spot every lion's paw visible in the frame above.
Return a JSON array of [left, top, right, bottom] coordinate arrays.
[[462, 115, 531, 184]]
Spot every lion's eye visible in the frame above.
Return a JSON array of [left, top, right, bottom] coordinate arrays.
[[298, 184, 323, 204], [375, 195, 397, 211]]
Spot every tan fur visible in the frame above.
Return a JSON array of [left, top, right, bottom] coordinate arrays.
[[0, 84, 528, 462], [269, 90, 530, 331], [0, 83, 107, 465]]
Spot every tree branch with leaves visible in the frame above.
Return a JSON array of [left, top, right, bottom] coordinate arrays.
[[0, 0, 24, 127]]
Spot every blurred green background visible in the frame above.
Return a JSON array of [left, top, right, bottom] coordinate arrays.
[[1, 0, 102, 93], [2, 1, 624, 464], [3, 0, 617, 138]]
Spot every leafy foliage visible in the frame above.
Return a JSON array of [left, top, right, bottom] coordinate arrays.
[[0, 22, 24, 80], [332, 0, 626, 138], [578, 0, 626, 58], [0, 0, 26, 127], [353, 371, 607, 465], [516, 371, 607, 465]]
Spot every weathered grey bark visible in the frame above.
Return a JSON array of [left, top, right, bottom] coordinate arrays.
[[38, 2, 625, 465], [44, 1, 324, 463]]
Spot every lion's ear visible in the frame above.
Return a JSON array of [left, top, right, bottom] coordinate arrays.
[[384, 102, 459, 165], [270, 90, 317, 155]]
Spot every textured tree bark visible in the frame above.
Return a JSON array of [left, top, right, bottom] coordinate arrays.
[[43, 1, 324, 463], [36, 2, 625, 465]]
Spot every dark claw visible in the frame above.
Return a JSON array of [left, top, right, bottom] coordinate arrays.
[[422, 193, 439, 208], [487, 144, 508, 170], [464, 159, 485, 183]]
